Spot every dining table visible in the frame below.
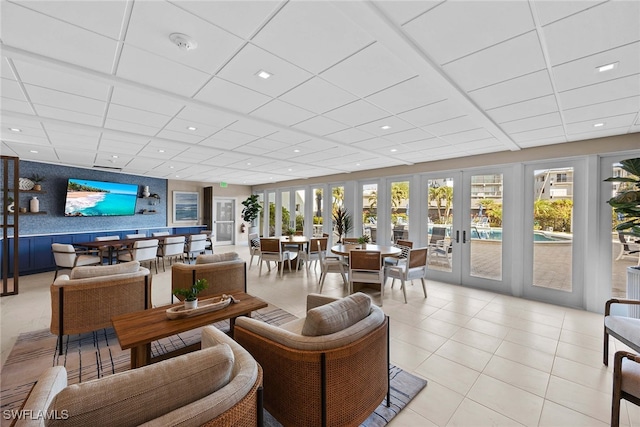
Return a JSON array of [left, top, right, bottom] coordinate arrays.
[[74, 233, 196, 265], [279, 235, 309, 270], [330, 243, 402, 258]]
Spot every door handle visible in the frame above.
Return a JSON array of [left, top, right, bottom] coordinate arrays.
[[455, 230, 459, 243], [463, 230, 467, 244]]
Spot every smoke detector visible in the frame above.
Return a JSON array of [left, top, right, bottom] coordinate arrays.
[[169, 33, 197, 51]]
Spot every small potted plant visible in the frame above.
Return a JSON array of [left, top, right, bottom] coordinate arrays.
[[173, 278, 208, 310], [28, 174, 45, 191], [357, 235, 370, 249], [286, 228, 296, 238]]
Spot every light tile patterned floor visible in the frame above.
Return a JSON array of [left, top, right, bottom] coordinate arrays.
[[1, 244, 638, 426]]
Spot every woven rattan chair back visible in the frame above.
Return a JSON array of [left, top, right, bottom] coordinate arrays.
[[349, 250, 381, 271], [408, 247, 428, 269], [259, 238, 281, 253]]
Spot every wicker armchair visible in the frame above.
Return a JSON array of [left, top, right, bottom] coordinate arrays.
[[50, 261, 151, 355], [234, 293, 389, 427]]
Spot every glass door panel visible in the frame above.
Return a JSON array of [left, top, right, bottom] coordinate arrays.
[[362, 183, 378, 243], [214, 199, 234, 245], [390, 180, 409, 243], [427, 177, 454, 273], [469, 173, 503, 281], [295, 189, 305, 233], [332, 185, 345, 242], [312, 187, 324, 237], [524, 161, 582, 307], [532, 167, 573, 290]]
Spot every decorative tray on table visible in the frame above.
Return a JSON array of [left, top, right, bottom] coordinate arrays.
[[166, 294, 238, 320]]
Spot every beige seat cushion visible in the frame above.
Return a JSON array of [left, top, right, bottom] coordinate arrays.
[[70, 261, 140, 279], [46, 343, 234, 427], [196, 252, 239, 264], [302, 292, 372, 336], [622, 357, 640, 397]]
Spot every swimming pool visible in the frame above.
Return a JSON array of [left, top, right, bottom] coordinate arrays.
[[429, 225, 571, 242]]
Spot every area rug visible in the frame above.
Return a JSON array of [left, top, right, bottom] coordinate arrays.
[[1, 305, 426, 427]]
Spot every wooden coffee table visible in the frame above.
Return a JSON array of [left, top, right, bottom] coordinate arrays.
[[112, 291, 267, 369]]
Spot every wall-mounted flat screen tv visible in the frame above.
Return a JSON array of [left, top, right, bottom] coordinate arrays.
[[64, 179, 138, 217]]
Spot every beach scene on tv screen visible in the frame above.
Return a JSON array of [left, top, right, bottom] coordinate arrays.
[[65, 179, 138, 217]]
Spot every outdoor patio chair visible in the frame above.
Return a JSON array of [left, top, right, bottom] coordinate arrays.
[[616, 234, 640, 265]]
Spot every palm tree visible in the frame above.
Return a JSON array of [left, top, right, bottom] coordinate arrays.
[[390, 182, 408, 213], [429, 185, 453, 223], [315, 189, 322, 217]]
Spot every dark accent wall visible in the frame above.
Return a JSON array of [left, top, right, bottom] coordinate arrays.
[[16, 161, 167, 235]]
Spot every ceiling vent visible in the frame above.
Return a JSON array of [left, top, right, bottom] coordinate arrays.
[[169, 33, 197, 51], [93, 165, 123, 171]]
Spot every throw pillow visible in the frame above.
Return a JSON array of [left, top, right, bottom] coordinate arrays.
[[46, 343, 234, 426], [70, 261, 140, 279], [251, 238, 260, 248], [301, 292, 372, 336], [195, 252, 239, 264]]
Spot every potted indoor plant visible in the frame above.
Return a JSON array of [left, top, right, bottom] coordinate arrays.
[[28, 174, 45, 191], [357, 235, 370, 249], [241, 195, 262, 235], [333, 207, 353, 243], [606, 157, 640, 313], [173, 278, 208, 309]]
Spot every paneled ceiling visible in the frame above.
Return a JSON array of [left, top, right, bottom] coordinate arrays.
[[1, 0, 639, 185]]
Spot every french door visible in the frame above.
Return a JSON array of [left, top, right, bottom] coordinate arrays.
[[423, 167, 511, 293], [214, 199, 235, 246], [522, 160, 584, 307]]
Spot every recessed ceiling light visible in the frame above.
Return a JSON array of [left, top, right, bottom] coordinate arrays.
[[247, 162, 251, 166], [158, 149, 165, 153], [594, 122, 605, 127], [597, 62, 618, 72], [356, 163, 361, 166], [169, 166, 174, 169], [9, 128, 21, 132], [29, 150, 38, 154], [187, 126, 197, 131], [390, 148, 398, 152], [380, 125, 391, 130], [112, 155, 118, 158], [293, 149, 300, 153], [288, 168, 292, 172], [256, 70, 272, 79]]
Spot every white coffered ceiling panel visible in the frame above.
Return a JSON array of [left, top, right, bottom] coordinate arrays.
[[1, 0, 638, 185]]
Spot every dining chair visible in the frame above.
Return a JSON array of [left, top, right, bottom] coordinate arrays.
[[95, 235, 120, 264], [184, 234, 207, 263], [117, 239, 159, 273], [384, 247, 428, 303], [152, 231, 170, 237], [156, 235, 185, 271], [384, 239, 413, 267], [258, 238, 292, 277], [200, 230, 214, 253], [248, 232, 261, 269], [611, 351, 640, 427], [343, 237, 359, 244], [300, 237, 328, 273], [318, 240, 348, 292], [51, 243, 102, 279], [126, 233, 146, 239], [348, 250, 384, 305]]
